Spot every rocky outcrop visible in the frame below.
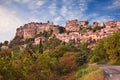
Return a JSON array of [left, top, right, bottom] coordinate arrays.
[[15, 20, 120, 47], [16, 22, 64, 39]]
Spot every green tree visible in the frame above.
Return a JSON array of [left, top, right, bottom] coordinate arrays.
[[89, 40, 108, 63], [90, 32, 120, 64], [60, 52, 78, 73], [9, 36, 23, 48], [76, 43, 90, 65], [39, 39, 43, 54], [104, 32, 120, 63], [51, 45, 68, 58], [44, 36, 61, 50], [25, 38, 34, 44], [4, 41, 9, 46], [26, 43, 34, 56]]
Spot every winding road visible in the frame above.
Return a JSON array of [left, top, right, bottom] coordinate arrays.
[[98, 65, 120, 80]]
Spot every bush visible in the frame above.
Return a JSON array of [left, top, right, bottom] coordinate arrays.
[[25, 38, 34, 44], [60, 52, 77, 73], [90, 32, 120, 64], [0, 49, 12, 57], [51, 45, 68, 58]]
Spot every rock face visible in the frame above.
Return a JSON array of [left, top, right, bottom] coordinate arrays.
[[16, 22, 62, 39], [15, 20, 120, 47]]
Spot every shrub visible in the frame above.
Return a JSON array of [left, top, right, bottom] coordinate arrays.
[[75, 65, 104, 80], [60, 52, 77, 73], [0, 49, 12, 57]]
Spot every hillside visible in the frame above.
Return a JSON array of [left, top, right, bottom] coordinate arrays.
[[1, 20, 120, 80], [9, 20, 120, 48]]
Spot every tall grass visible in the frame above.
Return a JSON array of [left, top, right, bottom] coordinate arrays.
[[75, 65, 104, 80]]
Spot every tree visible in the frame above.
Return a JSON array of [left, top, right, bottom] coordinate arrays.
[[60, 52, 77, 73], [89, 40, 108, 63], [0, 43, 3, 51], [39, 38, 43, 54], [4, 41, 9, 46], [90, 32, 120, 64], [44, 36, 61, 50], [76, 43, 90, 65], [104, 32, 120, 63], [51, 45, 68, 58], [26, 42, 34, 56], [25, 38, 34, 44], [85, 21, 89, 25], [58, 27, 65, 33], [9, 36, 22, 48], [0, 48, 12, 57]]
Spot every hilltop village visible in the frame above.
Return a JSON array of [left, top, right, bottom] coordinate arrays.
[[15, 20, 120, 48]]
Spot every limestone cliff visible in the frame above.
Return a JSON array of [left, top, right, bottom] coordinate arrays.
[[14, 20, 120, 48], [16, 21, 64, 39]]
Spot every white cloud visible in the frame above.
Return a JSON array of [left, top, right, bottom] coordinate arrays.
[[0, 6, 24, 42], [107, 0, 120, 9], [28, 0, 45, 10], [60, 0, 113, 23], [14, 0, 29, 3], [90, 14, 113, 22], [36, 1, 44, 6], [54, 16, 62, 24], [62, 0, 74, 6], [61, 6, 67, 17], [28, 17, 40, 22], [60, 0, 92, 21], [49, 3, 57, 15], [95, 16, 113, 22], [14, 0, 45, 10]]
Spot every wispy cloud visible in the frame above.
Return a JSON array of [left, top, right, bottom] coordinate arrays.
[[14, 0, 29, 4], [28, 0, 45, 10], [88, 13, 113, 22], [61, 6, 67, 17], [60, 0, 91, 20], [48, 3, 57, 15], [98, 16, 113, 22], [54, 16, 62, 24], [0, 6, 24, 42], [13, 0, 45, 10], [36, 0, 45, 6], [107, 0, 120, 9]]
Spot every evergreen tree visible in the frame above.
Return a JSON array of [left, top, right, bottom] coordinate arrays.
[[39, 38, 43, 54]]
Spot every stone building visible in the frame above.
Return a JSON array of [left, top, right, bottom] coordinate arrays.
[[65, 19, 88, 32], [105, 21, 117, 28]]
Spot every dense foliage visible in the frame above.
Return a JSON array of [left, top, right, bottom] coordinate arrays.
[[90, 32, 120, 64], [1, 31, 120, 80], [0, 41, 89, 80]]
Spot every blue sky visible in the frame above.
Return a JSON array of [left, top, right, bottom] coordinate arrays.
[[0, 0, 120, 42]]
